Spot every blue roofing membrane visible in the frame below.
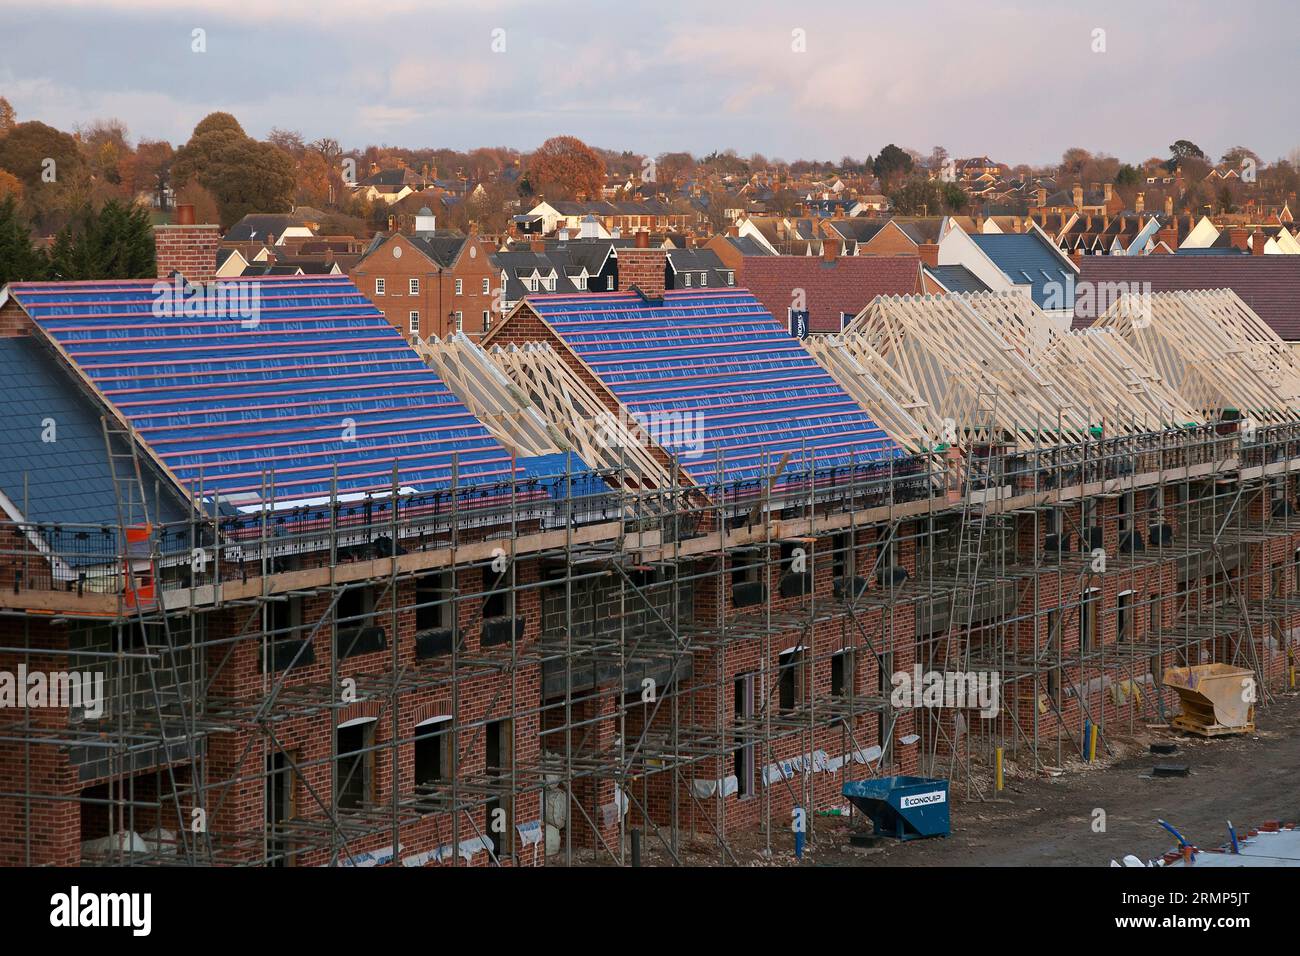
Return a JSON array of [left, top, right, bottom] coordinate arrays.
[[9, 276, 549, 504], [529, 289, 905, 484], [968, 233, 1075, 309]]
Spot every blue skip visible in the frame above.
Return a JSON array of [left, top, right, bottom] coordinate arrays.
[[842, 776, 951, 841]]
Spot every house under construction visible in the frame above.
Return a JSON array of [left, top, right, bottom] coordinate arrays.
[[2, 247, 1299, 867]]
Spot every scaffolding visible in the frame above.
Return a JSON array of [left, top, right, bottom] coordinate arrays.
[[2, 292, 1300, 868]]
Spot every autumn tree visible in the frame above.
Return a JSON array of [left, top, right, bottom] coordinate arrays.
[[1060, 147, 1092, 175], [293, 149, 332, 207], [525, 136, 605, 201], [132, 140, 174, 209], [0, 120, 87, 228], [0, 97, 14, 134], [267, 127, 306, 155], [0, 169, 22, 202]]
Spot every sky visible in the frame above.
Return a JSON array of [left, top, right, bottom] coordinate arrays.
[[2, 0, 1298, 166]]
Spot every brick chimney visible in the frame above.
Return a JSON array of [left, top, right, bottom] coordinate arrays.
[[1251, 227, 1267, 255], [1135, 192, 1145, 213], [1164, 196, 1174, 216], [1155, 220, 1179, 252], [530, 239, 546, 253], [822, 238, 840, 262], [617, 248, 668, 300], [1103, 183, 1113, 202], [1228, 226, 1249, 251], [153, 204, 221, 284], [1072, 184, 1084, 209], [634, 229, 650, 248], [917, 242, 940, 268], [1036, 186, 1047, 207]]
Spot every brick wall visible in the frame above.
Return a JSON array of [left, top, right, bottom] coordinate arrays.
[[153, 224, 221, 284], [617, 249, 668, 299], [349, 234, 500, 342]]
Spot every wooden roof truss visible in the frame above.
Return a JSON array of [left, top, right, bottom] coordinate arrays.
[[1093, 289, 1300, 424], [843, 293, 1093, 446]]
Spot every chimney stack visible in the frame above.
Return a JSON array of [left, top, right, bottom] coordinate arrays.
[[917, 242, 940, 268], [1036, 186, 1046, 208], [1072, 184, 1084, 209], [634, 229, 650, 249], [1228, 226, 1249, 251], [822, 238, 840, 262], [1103, 183, 1113, 202], [530, 239, 546, 253], [1251, 227, 1267, 255], [1155, 220, 1179, 252], [1164, 196, 1174, 216], [1135, 192, 1145, 214], [617, 248, 668, 300], [727, 224, 740, 238], [153, 211, 221, 285]]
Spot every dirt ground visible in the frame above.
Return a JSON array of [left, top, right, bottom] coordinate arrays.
[[629, 689, 1300, 867]]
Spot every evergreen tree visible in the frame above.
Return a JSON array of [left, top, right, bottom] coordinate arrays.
[[47, 200, 155, 280], [0, 194, 47, 284]]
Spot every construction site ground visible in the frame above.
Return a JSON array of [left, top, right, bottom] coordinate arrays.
[[617, 690, 1300, 867]]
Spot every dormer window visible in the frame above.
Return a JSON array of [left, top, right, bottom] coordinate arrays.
[[683, 273, 692, 288], [699, 272, 707, 286]]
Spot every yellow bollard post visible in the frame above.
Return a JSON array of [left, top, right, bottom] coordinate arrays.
[[1291, 666, 1296, 691], [1088, 724, 1098, 763], [995, 747, 1004, 793]]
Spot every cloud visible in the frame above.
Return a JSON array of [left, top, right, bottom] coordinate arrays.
[[1, 0, 1296, 162]]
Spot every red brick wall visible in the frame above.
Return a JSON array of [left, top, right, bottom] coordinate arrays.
[[0, 299, 33, 338], [349, 234, 500, 343], [153, 224, 221, 284], [617, 249, 668, 298]]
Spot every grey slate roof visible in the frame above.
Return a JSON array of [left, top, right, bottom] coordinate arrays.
[[664, 248, 735, 289], [925, 264, 991, 294], [0, 337, 189, 559], [223, 213, 313, 243], [968, 232, 1077, 309]]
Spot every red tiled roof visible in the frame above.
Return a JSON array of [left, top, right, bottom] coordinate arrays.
[[739, 255, 921, 333], [1075, 257, 1300, 339]]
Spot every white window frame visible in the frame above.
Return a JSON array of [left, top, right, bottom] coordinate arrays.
[[409, 278, 420, 295], [482, 277, 490, 295], [455, 278, 463, 295], [408, 311, 420, 333], [455, 311, 463, 331], [374, 277, 385, 296]]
